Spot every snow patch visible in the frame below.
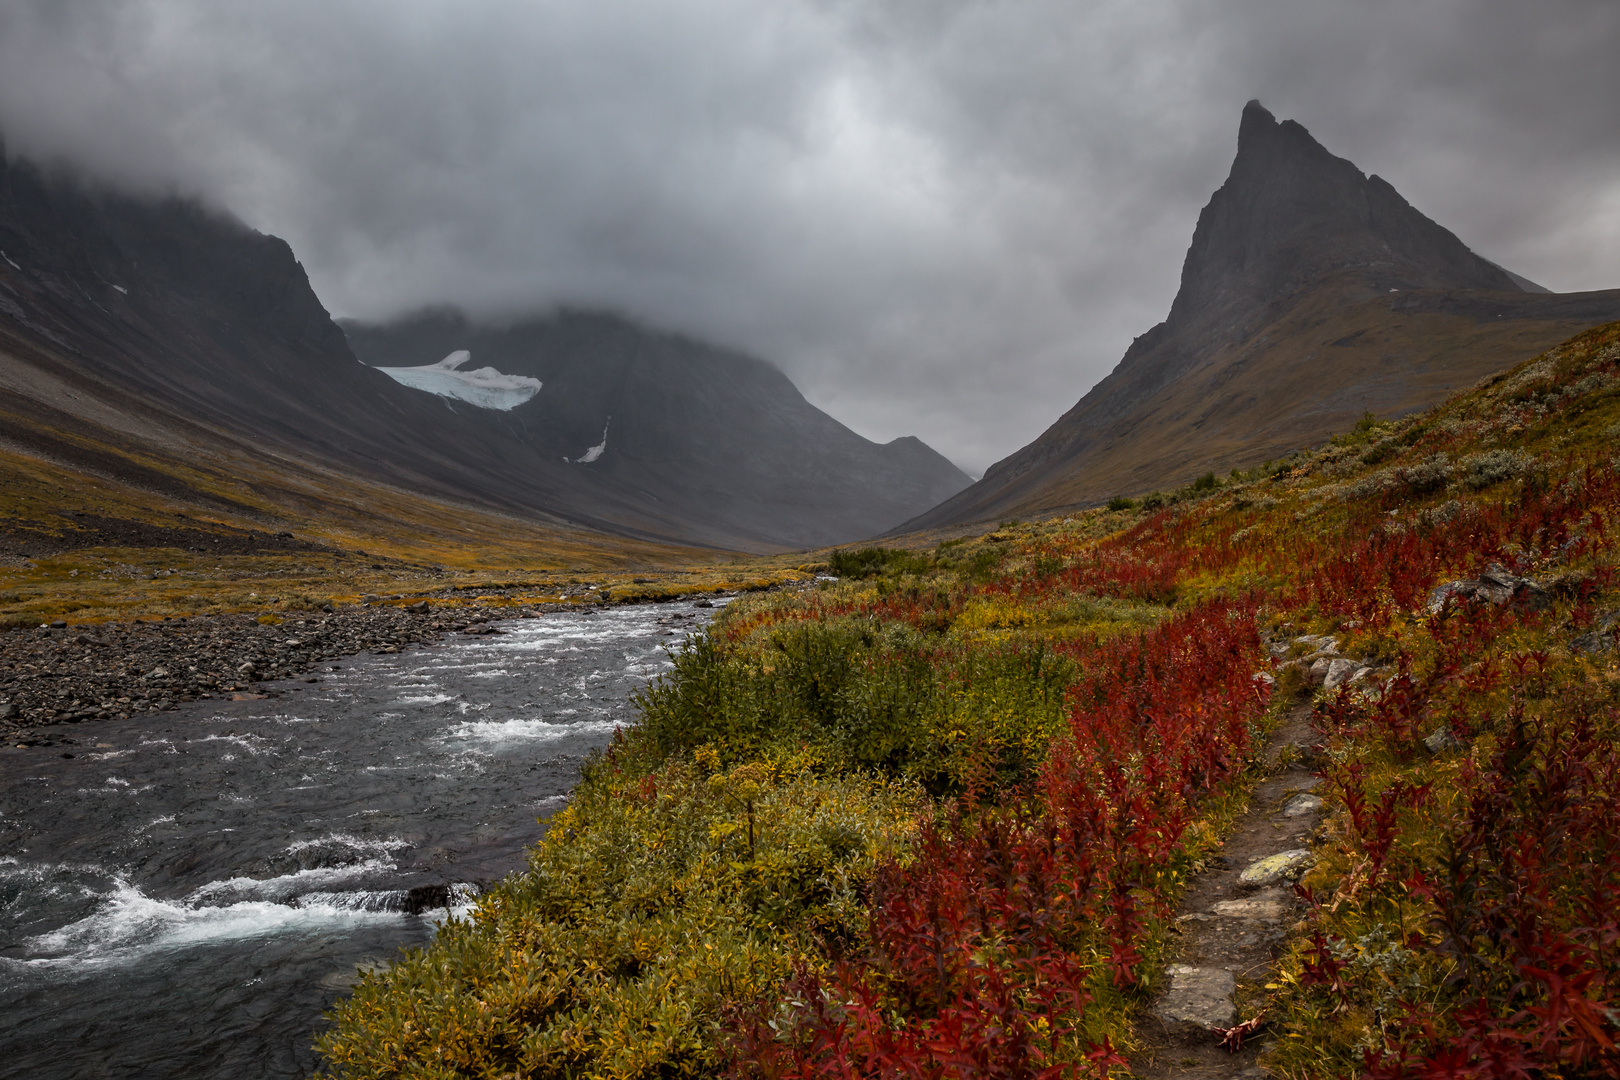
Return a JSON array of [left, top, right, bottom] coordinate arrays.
[[374, 350, 542, 411], [568, 418, 610, 464]]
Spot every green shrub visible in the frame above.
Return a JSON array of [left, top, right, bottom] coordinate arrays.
[[635, 624, 1076, 794], [1106, 495, 1137, 512], [1462, 448, 1529, 490], [826, 546, 929, 579]]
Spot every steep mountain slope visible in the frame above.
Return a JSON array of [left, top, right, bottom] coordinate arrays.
[[906, 101, 1620, 529], [0, 143, 966, 552], [342, 310, 971, 550]]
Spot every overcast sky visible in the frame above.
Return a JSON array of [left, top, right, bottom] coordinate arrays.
[[1, 1, 1616, 474]]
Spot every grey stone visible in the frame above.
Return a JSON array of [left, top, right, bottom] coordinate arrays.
[[1424, 726, 1464, 755], [1239, 849, 1313, 887], [1211, 890, 1289, 921], [1156, 965, 1237, 1029], [1322, 658, 1364, 689], [1427, 563, 1548, 615], [1281, 793, 1323, 817]]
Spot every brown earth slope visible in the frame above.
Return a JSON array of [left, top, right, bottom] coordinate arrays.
[[905, 101, 1620, 528]]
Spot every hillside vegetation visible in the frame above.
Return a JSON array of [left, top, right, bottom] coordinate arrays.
[[322, 321, 1620, 1080]]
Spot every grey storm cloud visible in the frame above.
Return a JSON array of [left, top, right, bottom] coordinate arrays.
[[0, 0, 1617, 474]]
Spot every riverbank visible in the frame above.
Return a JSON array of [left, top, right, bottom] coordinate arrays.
[[0, 575, 814, 747]]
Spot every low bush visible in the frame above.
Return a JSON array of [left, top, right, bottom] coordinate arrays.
[[827, 546, 930, 579], [318, 753, 921, 1080]]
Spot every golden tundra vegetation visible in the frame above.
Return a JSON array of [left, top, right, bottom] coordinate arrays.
[[314, 321, 1620, 1080], [0, 421, 818, 630]]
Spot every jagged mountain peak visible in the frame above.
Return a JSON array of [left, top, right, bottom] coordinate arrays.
[[897, 101, 1620, 534], [1167, 100, 1521, 326]]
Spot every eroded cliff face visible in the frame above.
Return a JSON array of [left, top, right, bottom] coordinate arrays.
[[904, 103, 1620, 531], [0, 146, 967, 552]]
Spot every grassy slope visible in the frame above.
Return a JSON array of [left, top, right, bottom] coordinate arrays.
[[320, 320, 1620, 1079], [920, 279, 1620, 528], [0, 368, 833, 626]]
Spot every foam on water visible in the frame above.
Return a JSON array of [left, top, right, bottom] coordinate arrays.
[[190, 858, 402, 904], [19, 880, 406, 966], [446, 716, 622, 745]]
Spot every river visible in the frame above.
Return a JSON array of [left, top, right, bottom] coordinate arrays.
[[0, 600, 714, 1078]]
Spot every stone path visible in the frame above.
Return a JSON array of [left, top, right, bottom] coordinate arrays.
[[1131, 702, 1322, 1080]]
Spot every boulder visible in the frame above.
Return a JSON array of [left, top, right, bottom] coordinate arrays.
[[1239, 849, 1314, 887], [1323, 658, 1367, 690], [1571, 611, 1618, 655], [1427, 563, 1548, 614]]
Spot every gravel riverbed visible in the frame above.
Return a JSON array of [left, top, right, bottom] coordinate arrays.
[[0, 600, 713, 748]]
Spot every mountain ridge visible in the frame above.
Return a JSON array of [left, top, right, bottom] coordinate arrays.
[[0, 145, 967, 553]]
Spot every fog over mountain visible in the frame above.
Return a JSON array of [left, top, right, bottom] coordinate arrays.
[[1, 0, 1616, 474]]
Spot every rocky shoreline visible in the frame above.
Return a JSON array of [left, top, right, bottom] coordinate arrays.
[[0, 599, 689, 749]]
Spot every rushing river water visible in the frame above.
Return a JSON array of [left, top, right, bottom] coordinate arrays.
[[0, 601, 714, 1079]]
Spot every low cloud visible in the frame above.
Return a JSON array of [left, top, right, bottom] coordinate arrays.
[[2, 0, 1616, 473]]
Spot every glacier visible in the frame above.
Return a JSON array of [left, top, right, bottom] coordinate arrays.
[[373, 350, 542, 410]]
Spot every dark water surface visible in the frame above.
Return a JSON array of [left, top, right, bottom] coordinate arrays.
[[0, 602, 712, 1078]]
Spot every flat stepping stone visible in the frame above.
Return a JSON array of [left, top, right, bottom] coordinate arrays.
[[1281, 793, 1323, 817], [1239, 849, 1313, 887], [1155, 964, 1237, 1029], [1211, 890, 1289, 920]]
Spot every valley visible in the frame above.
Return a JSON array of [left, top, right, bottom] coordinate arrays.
[[2, 93, 1618, 1080]]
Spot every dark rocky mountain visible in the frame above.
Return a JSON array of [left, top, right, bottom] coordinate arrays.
[[341, 309, 970, 550], [906, 101, 1620, 530], [0, 142, 966, 552]]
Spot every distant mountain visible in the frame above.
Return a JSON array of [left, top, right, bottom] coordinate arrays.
[[0, 142, 967, 552], [341, 309, 971, 549], [906, 101, 1620, 530]]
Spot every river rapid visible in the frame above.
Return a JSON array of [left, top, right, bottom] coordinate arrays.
[[0, 601, 714, 1078]]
